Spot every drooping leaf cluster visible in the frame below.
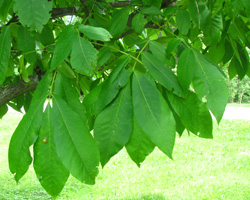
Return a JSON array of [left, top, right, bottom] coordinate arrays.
[[0, 0, 249, 198]]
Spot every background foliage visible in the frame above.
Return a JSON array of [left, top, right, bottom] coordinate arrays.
[[0, 0, 249, 197]]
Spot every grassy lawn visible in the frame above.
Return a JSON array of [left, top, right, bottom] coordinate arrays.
[[1, 112, 250, 200], [227, 103, 250, 107]]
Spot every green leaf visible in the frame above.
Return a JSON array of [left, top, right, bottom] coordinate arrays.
[[132, 13, 146, 34], [142, 0, 163, 9], [0, 26, 11, 84], [132, 71, 176, 159], [192, 49, 228, 123], [8, 73, 52, 182], [17, 26, 36, 64], [50, 25, 77, 71], [142, 52, 183, 97], [51, 95, 100, 184], [125, 116, 155, 167], [109, 7, 130, 38], [241, 0, 250, 20], [0, 0, 12, 22], [95, 56, 131, 114], [78, 25, 112, 41], [97, 47, 111, 68], [166, 38, 181, 56], [149, 41, 167, 63], [61, 75, 88, 124], [177, 48, 196, 92], [141, 6, 162, 15], [13, 0, 52, 32], [167, 91, 213, 139], [33, 106, 69, 198], [38, 25, 55, 46], [94, 82, 133, 167], [176, 9, 191, 35], [203, 14, 223, 45], [70, 36, 98, 76], [0, 104, 8, 119]]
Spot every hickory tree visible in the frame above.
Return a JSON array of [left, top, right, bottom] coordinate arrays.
[[0, 0, 249, 197]]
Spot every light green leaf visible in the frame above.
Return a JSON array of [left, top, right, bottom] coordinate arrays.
[[109, 7, 130, 38], [142, 52, 183, 97], [177, 48, 196, 92], [8, 73, 52, 182], [167, 91, 213, 139], [70, 35, 98, 76], [132, 13, 146, 34], [132, 71, 176, 158], [78, 25, 112, 41], [50, 25, 77, 71], [176, 9, 191, 35], [34, 106, 69, 198], [192, 49, 228, 123], [125, 116, 155, 167], [52, 95, 100, 184], [94, 82, 133, 167], [13, 0, 52, 32], [17, 26, 36, 63], [95, 56, 131, 114], [0, 26, 11, 84]]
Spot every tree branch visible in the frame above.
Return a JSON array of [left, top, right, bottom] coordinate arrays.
[[0, 76, 39, 107]]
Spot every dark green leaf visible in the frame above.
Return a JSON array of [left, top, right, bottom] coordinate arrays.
[[94, 82, 133, 167], [132, 13, 146, 34], [50, 25, 77, 71], [142, 52, 183, 97], [8, 73, 52, 182], [142, 0, 162, 9], [38, 25, 55, 46], [97, 47, 111, 68], [176, 9, 191, 35], [78, 25, 112, 41], [70, 35, 98, 76], [95, 56, 131, 114], [141, 6, 162, 15], [0, 104, 8, 119], [0, 0, 13, 22], [132, 71, 176, 158], [177, 48, 196, 92], [34, 106, 69, 198], [13, 0, 52, 32], [125, 116, 155, 167], [17, 26, 36, 63], [167, 91, 213, 139], [149, 41, 166, 63], [0, 26, 11, 84], [109, 7, 130, 38], [52, 95, 100, 184], [203, 14, 223, 45]]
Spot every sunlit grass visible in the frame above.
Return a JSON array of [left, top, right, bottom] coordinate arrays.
[[0, 112, 250, 199]]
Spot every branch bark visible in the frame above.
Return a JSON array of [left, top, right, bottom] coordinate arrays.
[[0, 76, 39, 107]]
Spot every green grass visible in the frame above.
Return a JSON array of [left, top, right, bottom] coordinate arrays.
[[1, 112, 250, 199], [227, 103, 250, 107]]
